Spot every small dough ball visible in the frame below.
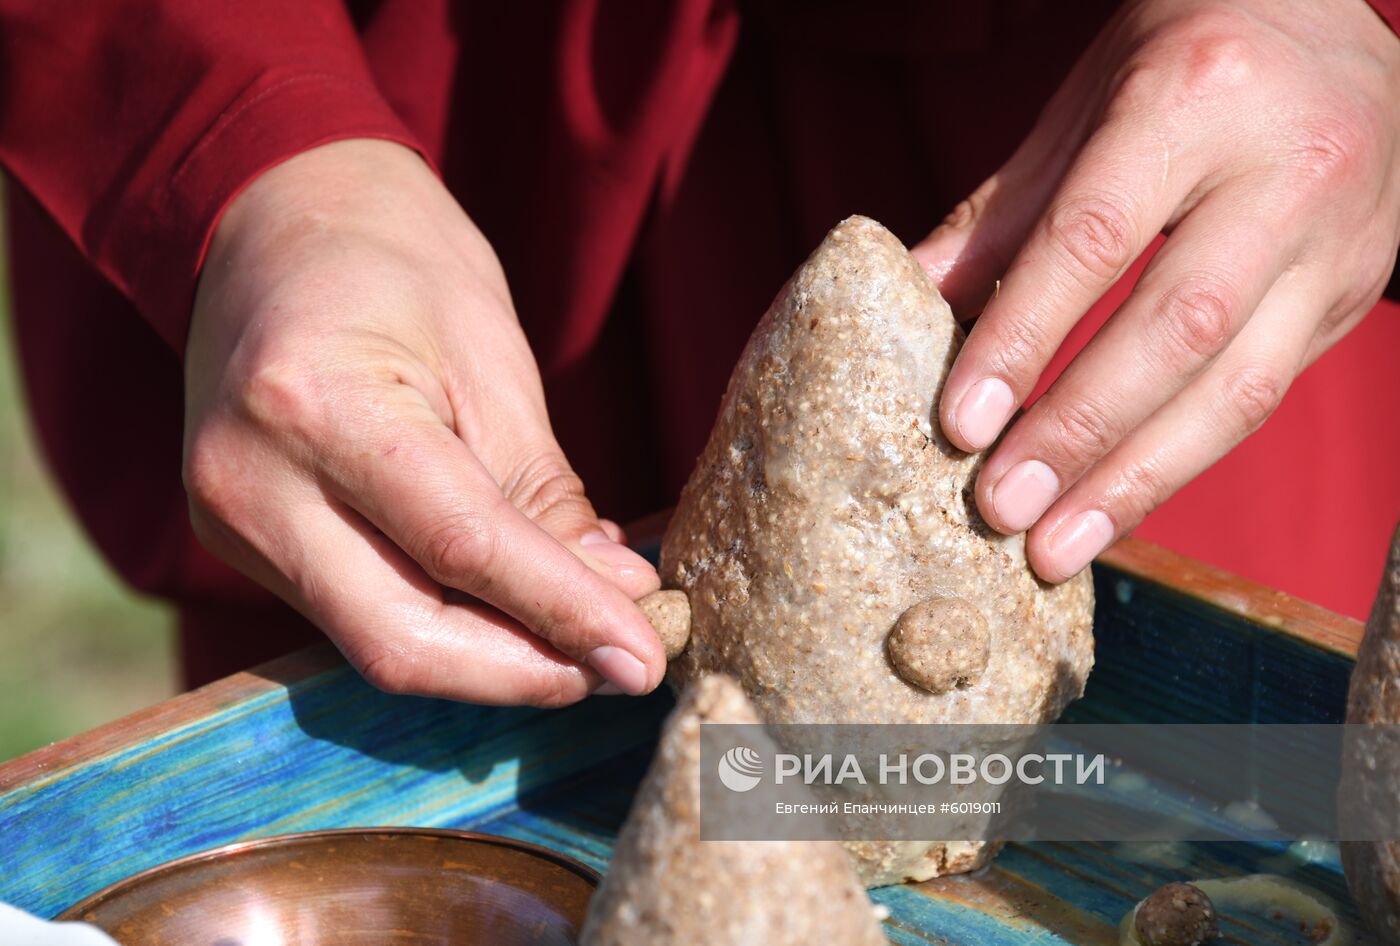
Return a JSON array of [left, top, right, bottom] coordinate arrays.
[[886, 597, 990, 694], [1134, 882, 1218, 946], [638, 590, 691, 660]]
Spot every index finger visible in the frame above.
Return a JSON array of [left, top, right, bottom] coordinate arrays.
[[937, 116, 1197, 453]]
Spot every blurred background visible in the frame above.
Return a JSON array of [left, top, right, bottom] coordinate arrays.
[[0, 244, 174, 764]]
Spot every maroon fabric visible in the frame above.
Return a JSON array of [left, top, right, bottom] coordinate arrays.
[[1, 1, 1397, 688], [0, 0, 423, 354], [1369, 0, 1400, 35]]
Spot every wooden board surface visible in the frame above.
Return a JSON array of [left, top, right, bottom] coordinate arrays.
[[0, 527, 1373, 943]]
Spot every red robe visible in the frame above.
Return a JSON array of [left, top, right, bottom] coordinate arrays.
[[1, 0, 1397, 685]]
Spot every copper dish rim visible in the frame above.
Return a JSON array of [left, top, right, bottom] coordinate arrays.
[[56, 826, 602, 920]]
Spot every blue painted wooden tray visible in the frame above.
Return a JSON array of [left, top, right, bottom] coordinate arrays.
[[0, 525, 1372, 945]]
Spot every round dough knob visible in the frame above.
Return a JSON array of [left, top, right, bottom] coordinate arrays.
[[886, 597, 991, 694], [637, 589, 691, 660], [1133, 882, 1218, 946]]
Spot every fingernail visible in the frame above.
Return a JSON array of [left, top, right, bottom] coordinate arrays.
[[588, 645, 649, 696], [580, 531, 652, 574], [1045, 510, 1114, 579], [595, 682, 625, 696], [954, 377, 1015, 450], [991, 460, 1060, 533]]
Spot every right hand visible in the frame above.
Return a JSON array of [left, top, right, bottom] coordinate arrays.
[[182, 139, 666, 706]]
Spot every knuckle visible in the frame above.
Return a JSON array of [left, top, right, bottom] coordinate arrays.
[[1285, 114, 1374, 185], [1154, 277, 1238, 361], [182, 428, 240, 520], [1223, 365, 1285, 433], [504, 452, 591, 522], [1111, 454, 1175, 525], [1045, 196, 1135, 283], [524, 675, 585, 710], [1171, 20, 1258, 99], [356, 646, 421, 696], [983, 315, 1049, 381], [1046, 398, 1119, 462], [413, 508, 500, 588], [942, 187, 990, 230], [239, 358, 326, 438], [942, 198, 977, 230]]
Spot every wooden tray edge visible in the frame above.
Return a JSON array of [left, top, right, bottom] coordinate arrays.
[[0, 644, 345, 794], [1098, 535, 1363, 657]]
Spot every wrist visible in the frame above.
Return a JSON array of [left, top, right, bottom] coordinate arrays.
[[207, 138, 435, 273]]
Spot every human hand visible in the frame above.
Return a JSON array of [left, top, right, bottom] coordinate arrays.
[[912, 0, 1400, 582], [183, 139, 666, 705]]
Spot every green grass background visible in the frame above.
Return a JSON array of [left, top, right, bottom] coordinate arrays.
[[0, 251, 174, 764]]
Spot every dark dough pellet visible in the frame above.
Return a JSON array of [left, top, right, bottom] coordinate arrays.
[[1134, 883, 1219, 946]]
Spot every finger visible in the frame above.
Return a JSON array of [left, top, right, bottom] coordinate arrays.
[[910, 22, 1118, 312], [442, 371, 659, 600], [191, 477, 602, 706], [315, 402, 666, 695], [937, 116, 1202, 453], [974, 181, 1303, 533], [493, 445, 660, 601], [913, 167, 1064, 318], [912, 130, 1084, 315], [1298, 262, 1393, 371], [1023, 274, 1321, 583]]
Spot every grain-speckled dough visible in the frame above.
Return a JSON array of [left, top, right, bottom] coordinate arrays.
[[661, 216, 1095, 887], [1342, 522, 1400, 945], [579, 674, 888, 946], [637, 590, 692, 660]]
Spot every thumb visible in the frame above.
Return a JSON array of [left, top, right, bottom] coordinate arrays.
[[500, 443, 661, 601]]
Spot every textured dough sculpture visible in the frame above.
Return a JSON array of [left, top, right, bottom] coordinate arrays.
[[1343, 522, 1400, 944], [659, 216, 1096, 886], [579, 674, 888, 946]]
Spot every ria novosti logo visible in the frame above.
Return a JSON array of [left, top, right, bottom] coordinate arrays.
[[715, 744, 1108, 793], [717, 745, 764, 792]]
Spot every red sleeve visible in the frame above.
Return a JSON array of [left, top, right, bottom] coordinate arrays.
[[1368, 0, 1400, 35], [0, 1, 424, 356]]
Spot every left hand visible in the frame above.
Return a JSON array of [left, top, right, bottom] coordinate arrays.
[[911, 0, 1400, 583]]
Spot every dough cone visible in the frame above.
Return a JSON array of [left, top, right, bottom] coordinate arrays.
[[661, 215, 1095, 885], [579, 674, 888, 946]]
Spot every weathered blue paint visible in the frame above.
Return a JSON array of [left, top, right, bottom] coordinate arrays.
[[0, 560, 1373, 943]]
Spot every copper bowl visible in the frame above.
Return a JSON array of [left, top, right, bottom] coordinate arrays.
[[57, 827, 599, 945]]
